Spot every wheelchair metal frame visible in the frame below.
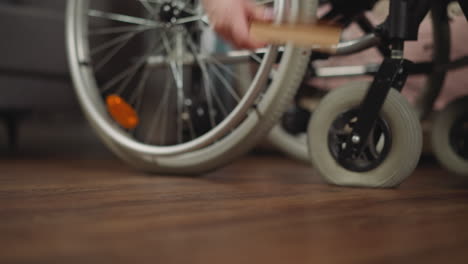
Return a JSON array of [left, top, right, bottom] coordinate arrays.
[[317, 0, 468, 165]]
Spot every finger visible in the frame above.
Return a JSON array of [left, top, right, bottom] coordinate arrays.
[[244, 4, 272, 48], [246, 3, 275, 22], [232, 18, 266, 49]]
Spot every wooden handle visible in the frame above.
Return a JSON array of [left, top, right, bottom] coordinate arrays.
[[251, 22, 342, 52]]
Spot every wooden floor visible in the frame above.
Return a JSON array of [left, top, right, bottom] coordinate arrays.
[[1, 150, 468, 264]]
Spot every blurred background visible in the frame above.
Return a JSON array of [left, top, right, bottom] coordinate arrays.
[[0, 0, 467, 158], [0, 0, 111, 158]]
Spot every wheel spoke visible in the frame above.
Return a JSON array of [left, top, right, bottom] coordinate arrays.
[[209, 64, 241, 102], [159, 81, 173, 144], [139, 0, 166, 5], [130, 65, 152, 106], [162, 33, 182, 88], [89, 24, 155, 36], [185, 105, 197, 141], [101, 43, 162, 93], [207, 56, 244, 84], [138, 0, 156, 16], [93, 35, 133, 71], [88, 9, 160, 27], [180, 6, 198, 16], [90, 27, 149, 56], [145, 68, 173, 144], [114, 59, 143, 96], [250, 53, 264, 64], [207, 66, 230, 117], [174, 14, 209, 25], [162, 32, 185, 143], [186, 34, 217, 128]]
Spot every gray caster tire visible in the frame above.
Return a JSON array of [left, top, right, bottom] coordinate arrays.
[[308, 82, 422, 188], [431, 97, 468, 176]]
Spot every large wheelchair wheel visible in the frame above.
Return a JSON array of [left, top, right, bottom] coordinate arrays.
[[431, 97, 468, 176], [268, 1, 450, 163], [308, 82, 422, 188], [66, 0, 317, 174]]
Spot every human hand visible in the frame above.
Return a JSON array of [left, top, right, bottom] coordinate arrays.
[[202, 0, 274, 49]]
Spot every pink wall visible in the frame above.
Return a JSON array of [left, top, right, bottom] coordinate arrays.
[[310, 5, 468, 110]]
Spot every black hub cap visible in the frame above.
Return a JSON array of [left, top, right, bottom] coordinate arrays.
[[449, 114, 468, 160], [328, 109, 392, 172], [159, 2, 183, 23]]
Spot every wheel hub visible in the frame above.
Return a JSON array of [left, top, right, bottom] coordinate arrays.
[[159, 2, 182, 23], [328, 109, 392, 172], [158, 1, 193, 24]]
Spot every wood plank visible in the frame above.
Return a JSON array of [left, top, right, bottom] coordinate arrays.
[[0, 156, 467, 263]]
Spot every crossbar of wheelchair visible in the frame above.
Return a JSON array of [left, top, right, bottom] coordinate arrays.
[[326, 33, 381, 56], [407, 56, 468, 74], [438, 55, 468, 71], [146, 48, 275, 66], [315, 55, 468, 79], [314, 64, 380, 78]]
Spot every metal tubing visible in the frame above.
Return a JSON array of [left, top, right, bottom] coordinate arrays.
[[332, 33, 381, 56]]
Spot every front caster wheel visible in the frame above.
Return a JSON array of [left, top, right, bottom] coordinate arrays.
[[307, 82, 422, 188], [431, 97, 468, 176]]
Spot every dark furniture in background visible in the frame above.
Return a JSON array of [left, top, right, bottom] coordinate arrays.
[[0, 1, 77, 151]]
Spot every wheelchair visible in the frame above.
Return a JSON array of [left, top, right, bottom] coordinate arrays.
[[66, 0, 468, 187]]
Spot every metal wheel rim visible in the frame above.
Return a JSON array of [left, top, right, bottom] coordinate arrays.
[[68, 0, 292, 157]]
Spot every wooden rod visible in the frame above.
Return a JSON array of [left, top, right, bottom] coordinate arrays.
[[250, 22, 342, 52]]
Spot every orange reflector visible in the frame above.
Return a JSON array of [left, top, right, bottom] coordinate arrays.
[[106, 95, 139, 129]]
